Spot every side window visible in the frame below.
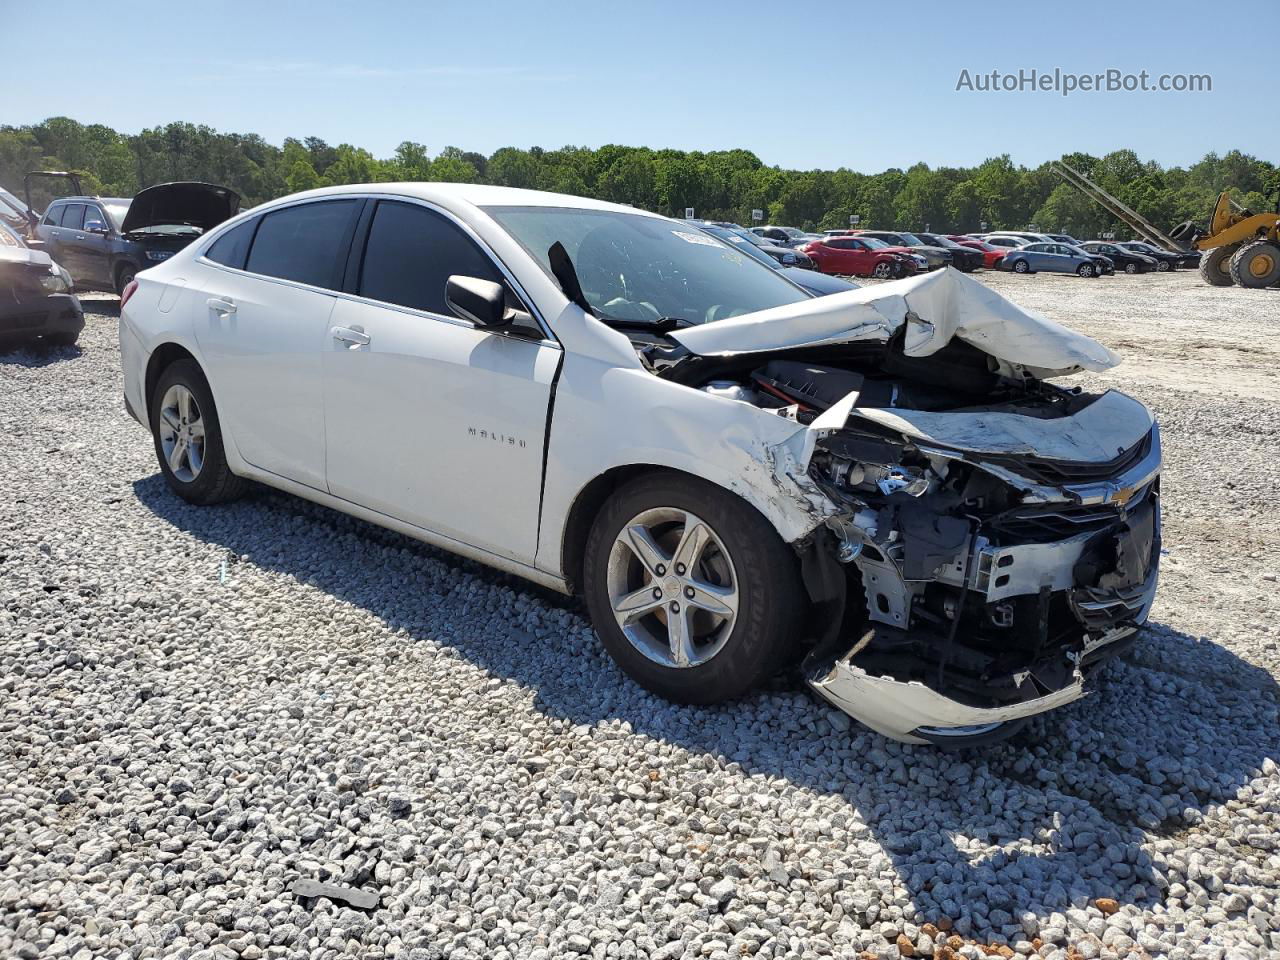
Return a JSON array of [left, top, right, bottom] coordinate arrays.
[[44, 204, 65, 226], [848, 239, 867, 251], [357, 200, 504, 315], [205, 218, 258, 270], [244, 200, 361, 289], [84, 206, 107, 229], [61, 203, 86, 230]]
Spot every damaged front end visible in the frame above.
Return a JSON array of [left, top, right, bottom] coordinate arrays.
[[654, 269, 1162, 745]]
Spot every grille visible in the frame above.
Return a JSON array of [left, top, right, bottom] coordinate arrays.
[[982, 430, 1153, 487], [988, 482, 1154, 542]]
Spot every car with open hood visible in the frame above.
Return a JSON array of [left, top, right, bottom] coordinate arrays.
[[0, 221, 83, 348], [35, 181, 239, 294], [118, 184, 1160, 747]]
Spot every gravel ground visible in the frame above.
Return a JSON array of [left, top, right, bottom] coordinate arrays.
[[2, 275, 1278, 960]]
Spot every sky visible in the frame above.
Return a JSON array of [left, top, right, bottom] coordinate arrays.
[[8, 1, 1277, 173]]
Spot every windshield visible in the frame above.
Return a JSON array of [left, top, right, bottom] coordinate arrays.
[[859, 236, 890, 250], [897, 232, 925, 245], [698, 224, 780, 269], [780, 227, 806, 239], [103, 200, 131, 231], [922, 234, 962, 248], [486, 206, 809, 326]]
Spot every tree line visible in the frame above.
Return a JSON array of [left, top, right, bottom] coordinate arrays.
[[2, 116, 1276, 237]]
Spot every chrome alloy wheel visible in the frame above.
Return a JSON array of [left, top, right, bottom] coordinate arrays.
[[158, 384, 206, 483], [605, 507, 739, 668]]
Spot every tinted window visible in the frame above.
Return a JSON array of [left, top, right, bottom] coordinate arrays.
[[60, 204, 86, 230], [83, 206, 107, 229], [828, 239, 853, 249], [358, 201, 503, 315], [205, 218, 258, 270], [44, 205, 64, 226], [245, 200, 360, 288]]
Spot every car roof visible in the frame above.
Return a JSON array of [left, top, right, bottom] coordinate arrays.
[[259, 182, 669, 219]]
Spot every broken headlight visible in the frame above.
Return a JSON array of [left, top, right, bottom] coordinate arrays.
[[40, 266, 72, 294]]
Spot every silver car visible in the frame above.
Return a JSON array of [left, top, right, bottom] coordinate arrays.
[[1003, 242, 1104, 277]]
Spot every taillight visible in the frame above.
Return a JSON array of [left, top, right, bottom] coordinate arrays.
[[120, 279, 139, 309]]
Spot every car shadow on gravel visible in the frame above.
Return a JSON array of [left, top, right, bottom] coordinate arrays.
[[134, 476, 1280, 939], [0, 342, 83, 366]]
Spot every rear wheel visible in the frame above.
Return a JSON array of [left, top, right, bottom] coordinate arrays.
[[1077, 263, 1095, 277], [1198, 245, 1239, 286], [582, 473, 803, 705], [150, 359, 247, 505], [1229, 240, 1280, 288]]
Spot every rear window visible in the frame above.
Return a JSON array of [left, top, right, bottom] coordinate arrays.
[[244, 200, 361, 289], [205, 218, 258, 270]]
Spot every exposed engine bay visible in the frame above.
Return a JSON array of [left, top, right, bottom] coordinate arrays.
[[631, 270, 1161, 745]]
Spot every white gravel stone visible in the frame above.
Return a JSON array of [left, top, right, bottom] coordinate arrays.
[[1, 279, 1279, 959]]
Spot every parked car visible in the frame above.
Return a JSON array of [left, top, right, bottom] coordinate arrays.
[[1078, 241, 1157, 274], [0, 186, 37, 239], [913, 233, 985, 272], [982, 235, 1031, 251], [1046, 233, 1081, 245], [946, 236, 1007, 269], [799, 235, 924, 278], [751, 225, 809, 247], [35, 181, 239, 294], [991, 231, 1056, 245], [120, 183, 1160, 746], [1003, 242, 1107, 277], [854, 231, 953, 270], [0, 220, 83, 349], [694, 222, 853, 295], [704, 221, 814, 269], [1117, 241, 1184, 271]]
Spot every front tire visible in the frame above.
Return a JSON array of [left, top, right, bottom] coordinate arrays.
[[1229, 240, 1280, 288], [115, 263, 138, 296], [150, 359, 247, 505], [1012, 259, 1030, 274], [872, 261, 893, 279], [582, 473, 804, 705], [1125, 263, 1139, 274], [1077, 263, 1095, 277], [1155, 259, 1170, 272], [1199, 244, 1239, 286]]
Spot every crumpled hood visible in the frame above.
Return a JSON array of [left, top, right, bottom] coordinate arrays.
[[0, 245, 54, 270], [671, 267, 1120, 378], [120, 181, 240, 234]]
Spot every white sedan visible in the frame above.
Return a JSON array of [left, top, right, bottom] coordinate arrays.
[[119, 184, 1161, 746]]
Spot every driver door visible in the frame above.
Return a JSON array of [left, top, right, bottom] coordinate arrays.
[[322, 199, 559, 564]]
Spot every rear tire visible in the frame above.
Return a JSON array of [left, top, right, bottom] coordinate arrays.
[[1229, 240, 1280, 288], [1199, 245, 1238, 286], [582, 473, 804, 705], [150, 359, 247, 505]]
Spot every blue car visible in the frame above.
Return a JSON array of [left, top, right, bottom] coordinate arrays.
[[1003, 242, 1109, 277]]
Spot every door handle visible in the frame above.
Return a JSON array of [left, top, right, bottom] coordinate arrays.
[[207, 297, 237, 317], [331, 325, 370, 346]]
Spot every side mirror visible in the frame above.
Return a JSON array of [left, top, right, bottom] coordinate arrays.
[[84, 220, 108, 234], [446, 275, 543, 339], [446, 275, 506, 328]]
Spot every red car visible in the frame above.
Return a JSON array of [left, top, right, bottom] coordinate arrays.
[[800, 235, 921, 278], [947, 235, 1006, 270]]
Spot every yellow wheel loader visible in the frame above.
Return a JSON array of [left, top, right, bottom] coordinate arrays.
[[1172, 189, 1280, 288]]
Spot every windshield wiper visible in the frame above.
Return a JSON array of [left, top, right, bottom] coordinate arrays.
[[598, 315, 691, 333]]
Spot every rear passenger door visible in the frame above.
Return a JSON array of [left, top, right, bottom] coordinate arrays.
[[193, 199, 363, 490], [322, 199, 560, 563]]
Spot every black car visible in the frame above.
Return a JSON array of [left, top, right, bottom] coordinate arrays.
[[1079, 241, 1157, 274], [914, 232, 985, 272], [34, 181, 239, 294], [0, 222, 84, 348], [750, 225, 811, 248], [1117, 241, 1184, 272]]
